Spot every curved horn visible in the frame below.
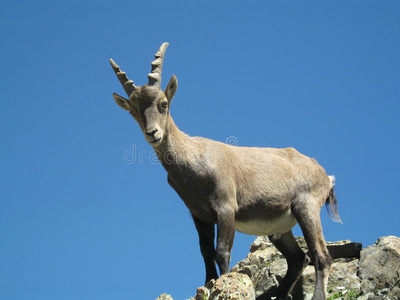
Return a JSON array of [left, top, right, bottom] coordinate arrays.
[[109, 58, 137, 97], [147, 42, 169, 87]]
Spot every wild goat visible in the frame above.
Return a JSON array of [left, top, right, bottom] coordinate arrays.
[[110, 43, 340, 300]]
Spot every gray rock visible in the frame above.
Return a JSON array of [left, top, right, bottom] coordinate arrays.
[[232, 237, 285, 297], [208, 273, 255, 300], [195, 286, 209, 300], [187, 274, 255, 300], [359, 236, 400, 296], [387, 285, 400, 300], [156, 293, 174, 300]]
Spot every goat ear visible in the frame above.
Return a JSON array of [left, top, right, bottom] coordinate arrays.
[[113, 93, 131, 111], [164, 75, 178, 103]]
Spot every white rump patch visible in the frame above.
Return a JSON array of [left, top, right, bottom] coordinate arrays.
[[328, 175, 335, 189], [235, 210, 297, 236]]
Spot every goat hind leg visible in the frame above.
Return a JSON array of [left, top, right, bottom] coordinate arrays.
[[268, 230, 310, 300], [292, 197, 332, 300]]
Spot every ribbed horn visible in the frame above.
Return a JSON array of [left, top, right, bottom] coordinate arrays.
[[147, 42, 169, 87], [109, 58, 137, 97]]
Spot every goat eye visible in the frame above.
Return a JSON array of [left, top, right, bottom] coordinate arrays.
[[161, 102, 168, 109]]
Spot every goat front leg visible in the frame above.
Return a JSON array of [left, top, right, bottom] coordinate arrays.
[[192, 214, 218, 284], [215, 206, 236, 276]]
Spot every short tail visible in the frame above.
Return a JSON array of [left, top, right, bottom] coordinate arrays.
[[326, 176, 342, 223]]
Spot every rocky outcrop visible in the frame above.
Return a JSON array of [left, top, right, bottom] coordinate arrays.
[[157, 236, 400, 300]]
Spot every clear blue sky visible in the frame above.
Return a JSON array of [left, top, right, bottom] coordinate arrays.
[[1, 1, 399, 299]]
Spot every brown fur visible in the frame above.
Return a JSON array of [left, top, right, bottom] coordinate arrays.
[[110, 44, 341, 300]]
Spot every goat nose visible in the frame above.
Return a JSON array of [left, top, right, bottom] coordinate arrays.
[[145, 128, 158, 137]]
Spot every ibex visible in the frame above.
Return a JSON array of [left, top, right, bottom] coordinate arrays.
[[110, 43, 341, 300]]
